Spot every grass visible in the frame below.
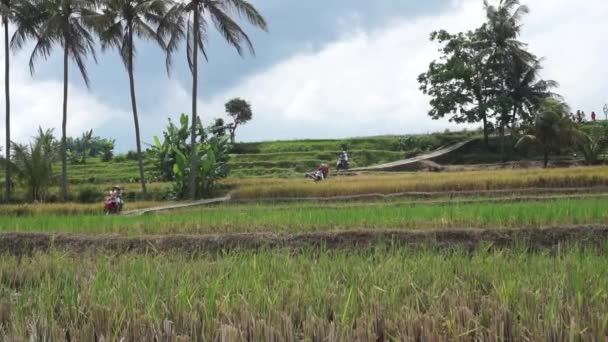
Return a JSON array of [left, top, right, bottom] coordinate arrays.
[[230, 166, 608, 199], [1, 197, 606, 235], [1, 246, 607, 340]]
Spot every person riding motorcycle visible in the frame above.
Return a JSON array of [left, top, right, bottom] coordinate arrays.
[[337, 150, 349, 170], [104, 185, 124, 214]]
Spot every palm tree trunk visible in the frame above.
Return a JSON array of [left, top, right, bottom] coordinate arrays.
[[482, 115, 488, 149], [499, 123, 505, 163], [61, 41, 69, 202], [189, 7, 200, 200], [127, 27, 147, 195], [511, 105, 518, 135], [4, 19, 10, 202]]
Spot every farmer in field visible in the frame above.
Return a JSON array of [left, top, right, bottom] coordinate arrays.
[[306, 163, 329, 181]]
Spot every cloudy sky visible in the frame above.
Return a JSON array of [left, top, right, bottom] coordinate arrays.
[[0, 0, 607, 151]]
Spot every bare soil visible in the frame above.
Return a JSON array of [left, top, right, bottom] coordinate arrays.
[[2, 225, 607, 255]]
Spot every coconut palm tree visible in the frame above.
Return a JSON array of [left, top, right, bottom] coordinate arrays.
[[1, 0, 40, 201], [507, 58, 560, 129], [515, 99, 576, 167], [23, 0, 97, 201], [94, 0, 168, 195], [479, 0, 536, 161], [162, 0, 267, 199]]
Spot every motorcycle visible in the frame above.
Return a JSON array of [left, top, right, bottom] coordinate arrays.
[[104, 194, 123, 214], [336, 158, 349, 171]]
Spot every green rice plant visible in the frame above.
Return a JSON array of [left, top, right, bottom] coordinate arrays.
[[0, 197, 606, 235], [0, 246, 607, 340]]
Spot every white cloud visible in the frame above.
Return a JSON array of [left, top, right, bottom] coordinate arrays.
[[0, 50, 128, 147], [162, 0, 608, 142]]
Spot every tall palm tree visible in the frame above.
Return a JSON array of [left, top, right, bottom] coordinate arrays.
[[507, 58, 559, 129], [0, 0, 39, 201], [162, 0, 267, 199], [480, 0, 535, 161], [24, 0, 97, 201], [94, 0, 168, 195]]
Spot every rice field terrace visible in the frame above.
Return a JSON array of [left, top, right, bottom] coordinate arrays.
[[2, 166, 608, 340]]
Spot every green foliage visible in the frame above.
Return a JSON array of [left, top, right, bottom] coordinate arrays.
[[151, 113, 230, 199], [515, 99, 576, 167], [77, 186, 103, 203], [575, 122, 608, 165], [399, 135, 441, 152], [126, 150, 139, 161], [225, 98, 253, 143], [1, 128, 58, 201], [99, 139, 115, 162]]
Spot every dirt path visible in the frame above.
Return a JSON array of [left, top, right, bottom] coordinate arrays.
[[351, 138, 476, 172], [2, 225, 607, 255], [122, 196, 231, 216]]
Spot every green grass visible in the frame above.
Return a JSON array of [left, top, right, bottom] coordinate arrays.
[[1, 246, 607, 340], [1, 197, 606, 235]]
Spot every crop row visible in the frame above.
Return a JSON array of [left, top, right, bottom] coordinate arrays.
[[1, 197, 606, 234], [1, 247, 606, 340]]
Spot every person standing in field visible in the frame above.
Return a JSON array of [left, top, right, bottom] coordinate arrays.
[[591, 111, 597, 121]]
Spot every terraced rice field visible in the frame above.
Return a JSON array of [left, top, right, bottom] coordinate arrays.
[[2, 168, 608, 340]]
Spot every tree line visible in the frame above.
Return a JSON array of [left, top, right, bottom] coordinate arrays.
[[1, 0, 267, 202]]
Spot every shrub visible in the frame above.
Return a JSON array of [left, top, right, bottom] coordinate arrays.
[[77, 186, 103, 203], [126, 150, 139, 161], [114, 154, 127, 163]]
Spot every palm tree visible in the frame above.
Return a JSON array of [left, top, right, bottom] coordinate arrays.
[[515, 99, 576, 167], [0, 127, 57, 201], [507, 57, 559, 130], [94, 0, 168, 195], [480, 0, 536, 161], [1, 0, 39, 201], [24, 0, 97, 201], [162, 0, 267, 199]]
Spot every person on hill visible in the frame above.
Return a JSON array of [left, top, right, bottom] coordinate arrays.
[[591, 111, 597, 121], [576, 110, 582, 123], [337, 150, 349, 170]]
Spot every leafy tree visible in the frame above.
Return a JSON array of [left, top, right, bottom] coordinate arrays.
[[515, 99, 576, 167], [162, 0, 267, 199], [225, 97, 252, 144], [419, 29, 494, 147], [99, 138, 115, 162], [24, 0, 98, 201], [94, 0, 168, 195], [0, 127, 57, 201], [211, 117, 226, 137], [1, 0, 40, 201]]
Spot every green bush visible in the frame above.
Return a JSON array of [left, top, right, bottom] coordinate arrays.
[[77, 186, 103, 203]]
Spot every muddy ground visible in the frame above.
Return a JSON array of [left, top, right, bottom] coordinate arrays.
[[1, 225, 607, 255]]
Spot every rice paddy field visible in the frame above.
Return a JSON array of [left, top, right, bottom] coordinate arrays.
[[2, 166, 608, 340]]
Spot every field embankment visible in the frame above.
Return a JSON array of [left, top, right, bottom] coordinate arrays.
[[2, 225, 608, 255]]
